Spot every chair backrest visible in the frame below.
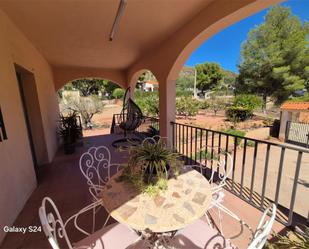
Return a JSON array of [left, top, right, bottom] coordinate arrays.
[[184, 146, 233, 193], [248, 204, 277, 249], [39, 197, 72, 249], [208, 150, 233, 193], [79, 146, 121, 199], [39, 197, 100, 249]]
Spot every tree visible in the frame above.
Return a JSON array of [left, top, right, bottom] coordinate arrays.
[[112, 88, 125, 99], [195, 62, 224, 94], [67, 78, 121, 98], [176, 75, 194, 92], [223, 70, 237, 87], [70, 78, 105, 96], [209, 96, 227, 116], [176, 66, 195, 92], [102, 80, 120, 98], [135, 92, 159, 116], [176, 97, 199, 118], [237, 6, 309, 108], [222, 69, 237, 95], [64, 95, 105, 128]]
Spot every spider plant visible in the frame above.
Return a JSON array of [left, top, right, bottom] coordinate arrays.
[[128, 137, 182, 184]]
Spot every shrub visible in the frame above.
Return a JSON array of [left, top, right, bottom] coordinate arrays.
[[112, 88, 125, 99], [176, 89, 192, 97], [199, 100, 210, 110], [135, 92, 159, 116], [246, 140, 256, 147], [263, 117, 274, 127], [223, 129, 245, 145], [226, 106, 253, 121], [176, 97, 199, 117], [233, 94, 262, 110], [226, 94, 262, 122], [194, 150, 218, 160]]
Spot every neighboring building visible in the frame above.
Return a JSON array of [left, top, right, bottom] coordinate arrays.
[[143, 81, 159, 92], [279, 102, 309, 142]]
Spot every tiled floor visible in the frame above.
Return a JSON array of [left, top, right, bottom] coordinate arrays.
[[0, 134, 287, 249]]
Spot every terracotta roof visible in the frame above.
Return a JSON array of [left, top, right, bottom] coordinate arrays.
[[280, 102, 309, 110], [144, 81, 159, 85]]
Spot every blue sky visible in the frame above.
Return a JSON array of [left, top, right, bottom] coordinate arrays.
[[185, 0, 309, 73]]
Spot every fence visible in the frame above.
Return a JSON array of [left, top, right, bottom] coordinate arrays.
[[286, 121, 309, 147], [171, 121, 309, 227]]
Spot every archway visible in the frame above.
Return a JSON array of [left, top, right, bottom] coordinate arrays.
[[57, 77, 125, 140]]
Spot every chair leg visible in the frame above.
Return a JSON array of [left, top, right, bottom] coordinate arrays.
[[103, 213, 111, 228], [215, 202, 241, 222], [205, 211, 213, 228], [92, 205, 96, 233], [218, 206, 224, 235]]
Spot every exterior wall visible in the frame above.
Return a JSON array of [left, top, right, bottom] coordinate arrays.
[[0, 10, 58, 243], [299, 112, 309, 123], [279, 110, 292, 141]]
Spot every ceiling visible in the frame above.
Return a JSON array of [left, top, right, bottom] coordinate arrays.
[[0, 0, 213, 69]]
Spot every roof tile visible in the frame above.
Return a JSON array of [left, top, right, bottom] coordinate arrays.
[[280, 102, 309, 110]]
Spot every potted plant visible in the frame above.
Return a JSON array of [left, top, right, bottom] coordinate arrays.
[[58, 111, 81, 154], [120, 137, 182, 196], [265, 225, 309, 249]]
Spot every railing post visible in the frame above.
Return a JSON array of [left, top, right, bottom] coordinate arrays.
[[275, 148, 286, 206], [261, 144, 271, 208], [249, 142, 258, 203], [240, 138, 247, 197], [287, 151, 302, 227], [172, 122, 175, 149]]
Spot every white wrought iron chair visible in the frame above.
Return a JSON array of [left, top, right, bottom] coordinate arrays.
[[184, 147, 241, 235], [168, 203, 277, 249], [79, 146, 123, 231], [248, 204, 277, 249], [39, 197, 141, 249]]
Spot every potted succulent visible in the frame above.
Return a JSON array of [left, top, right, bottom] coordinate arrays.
[[58, 111, 81, 154], [120, 137, 182, 196]]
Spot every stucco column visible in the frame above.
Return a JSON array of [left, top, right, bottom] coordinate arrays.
[[159, 79, 176, 145]]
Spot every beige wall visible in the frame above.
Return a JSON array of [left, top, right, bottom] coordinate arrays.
[[0, 9, 58, 242], [299, 112, 309, 123], [279, 110, 292, 140]]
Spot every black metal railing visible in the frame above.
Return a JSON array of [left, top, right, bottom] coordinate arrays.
[[111, 114, 159, 135], [171, 121, 309, 227]]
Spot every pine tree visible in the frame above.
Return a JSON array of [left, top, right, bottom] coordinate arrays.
[[237, 6, 309, 107]]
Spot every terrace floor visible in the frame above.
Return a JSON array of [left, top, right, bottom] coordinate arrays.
[[0, 134, 287, 249]]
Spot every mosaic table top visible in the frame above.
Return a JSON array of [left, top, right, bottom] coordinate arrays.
[[101, 167, 212, 233]]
